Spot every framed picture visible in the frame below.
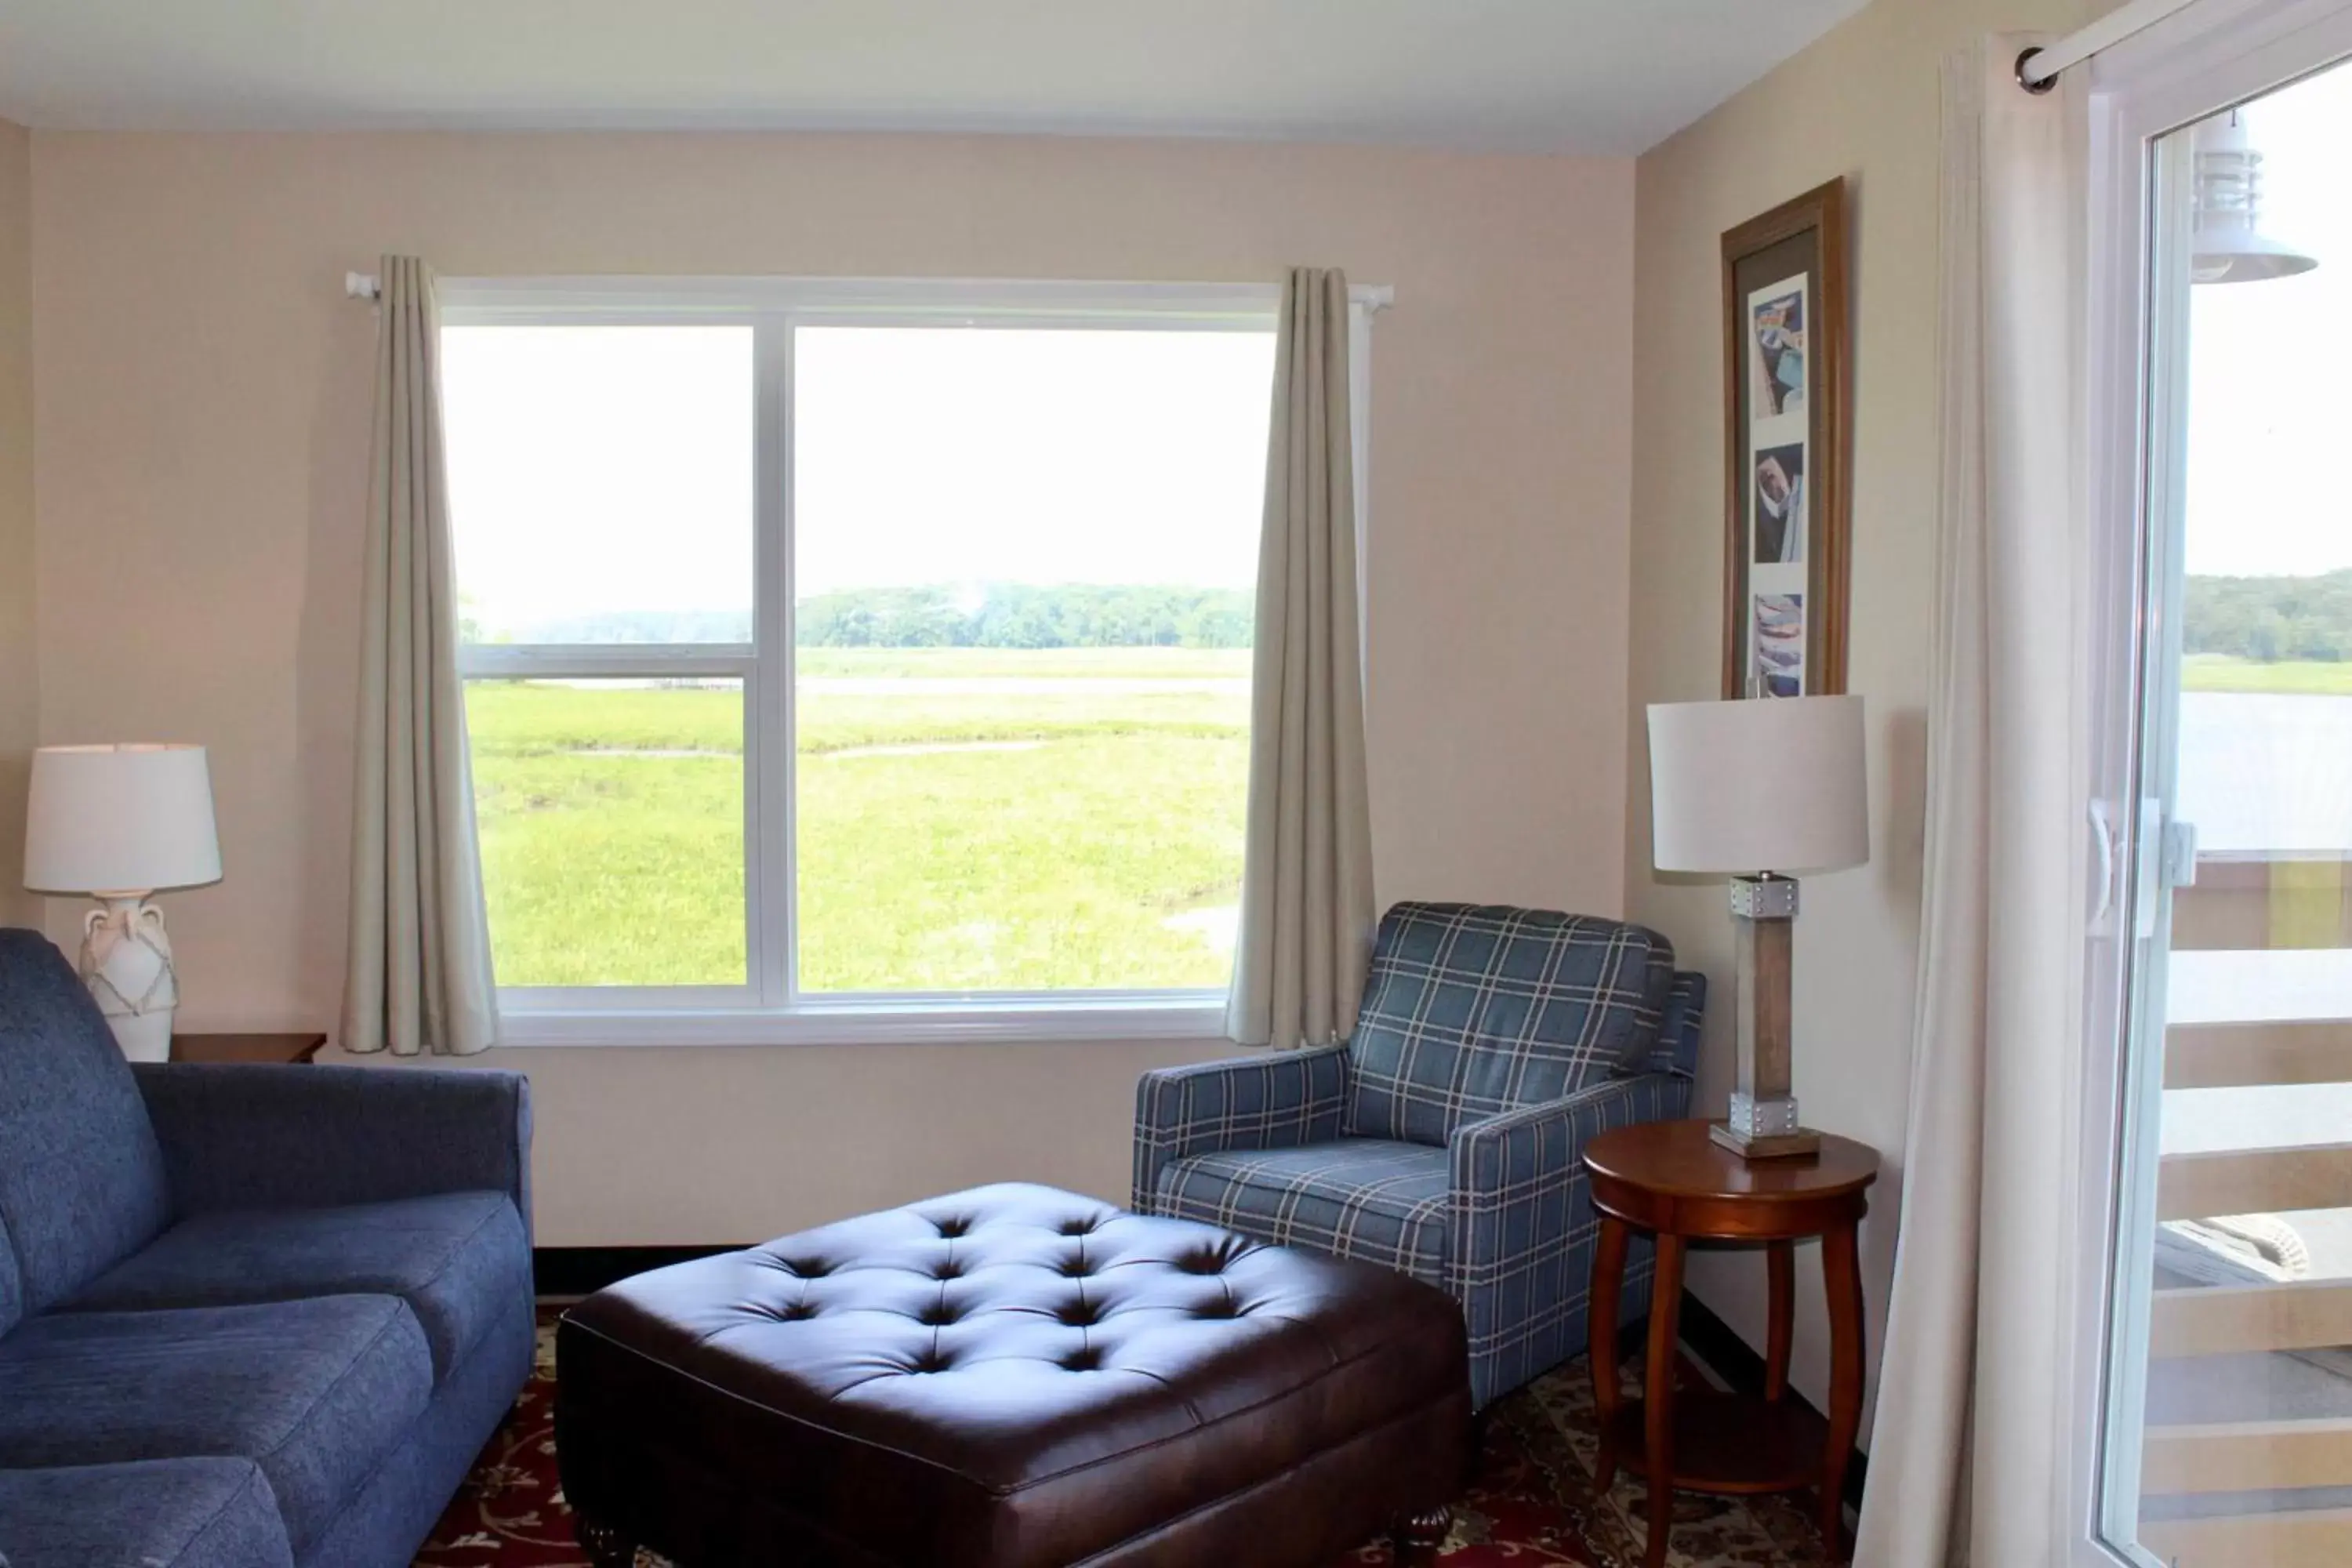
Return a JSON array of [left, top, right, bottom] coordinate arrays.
[[1721, 177, 1849, 699]]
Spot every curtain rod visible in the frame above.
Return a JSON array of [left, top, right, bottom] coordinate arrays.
[[343, 274, 1395, 310], [2017, 0, 2201, 89]]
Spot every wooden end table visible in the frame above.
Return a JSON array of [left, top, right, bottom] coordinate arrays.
[[169, 1031, 328, 1065], [1582, 1119, 1878, 1567]]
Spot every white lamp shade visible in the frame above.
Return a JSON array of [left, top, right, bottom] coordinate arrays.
[[24, 744, 223, 895], [1647, 696, 1868, 875]]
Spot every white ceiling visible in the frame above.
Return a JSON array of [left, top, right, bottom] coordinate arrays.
[[0, 1, 1867, 155]]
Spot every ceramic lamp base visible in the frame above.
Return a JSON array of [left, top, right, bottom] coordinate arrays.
[[77, 895, 180, 1064], [104, 1007, 175, 1063]]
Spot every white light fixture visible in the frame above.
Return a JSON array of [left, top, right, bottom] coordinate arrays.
[[1647, 695, 1868, 1160], [2192, 110, 2318, 285], [24, 745, 223, 1062]]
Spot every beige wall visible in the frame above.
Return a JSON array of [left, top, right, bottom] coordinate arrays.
[[28, 131, 1638, 1244], [1627, 0, 2118, 1429], [0, 121, 32, 927]]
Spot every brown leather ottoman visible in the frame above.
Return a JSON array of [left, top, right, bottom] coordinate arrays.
[[556, 1182, 1470, 1567]]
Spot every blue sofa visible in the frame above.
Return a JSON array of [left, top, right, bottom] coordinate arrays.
[[0, 930, 534, 1568], [1136, 902, 1703, 1410]]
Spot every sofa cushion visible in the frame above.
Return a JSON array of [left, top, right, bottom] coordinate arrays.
[[1154, 1139, 1451, 1286], [0, 928, 172, 1327], [67, 1189, 530, 1381], [1344, 903, 1675, 1147], [0, 1457, 293, 1568], [0, 1294, 434, 1558]]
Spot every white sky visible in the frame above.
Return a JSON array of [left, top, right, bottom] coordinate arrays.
[[442, 322, 1275, 636], [2183, 57, 2352, 578]]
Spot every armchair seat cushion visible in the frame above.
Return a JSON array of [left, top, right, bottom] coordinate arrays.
[[64, 1189, 529, 1381], [0, 1457, 293, 1568], [1154, 1139, 1450, 1286], [0, 1294, 434, 1558]]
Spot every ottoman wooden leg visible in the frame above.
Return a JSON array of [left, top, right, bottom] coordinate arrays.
[[575, 1514, 635, 1568], [1394, 1504, 1452, 1565]]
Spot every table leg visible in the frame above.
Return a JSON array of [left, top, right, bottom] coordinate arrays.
[[1588, 1215, 1632, 1492], [1642, 1233, 1686, 1568], [1766, 1240, 1795, 1402], [1821, 1222, 1867, 1563]]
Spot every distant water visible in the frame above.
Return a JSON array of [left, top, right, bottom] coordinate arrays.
[[2177, 691, 2352, 854]]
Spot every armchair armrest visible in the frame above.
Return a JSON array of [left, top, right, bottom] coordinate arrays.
[[1449, 1069, 1689, 1284], [1132, 1044, 1350, 1210], [1444, 1070, 1689, 1403], [1450, 1070, 1688, 1200], [133, 1062, 533, 1242]]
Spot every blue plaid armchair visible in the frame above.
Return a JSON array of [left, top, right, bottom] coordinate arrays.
[[1134, 902, 1704, 1409]]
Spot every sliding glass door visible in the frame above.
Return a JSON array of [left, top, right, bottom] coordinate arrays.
[[2089, 8, 2352, 1563]]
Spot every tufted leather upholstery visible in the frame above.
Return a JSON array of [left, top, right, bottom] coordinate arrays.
[[556, 1182, 1470, 1567]]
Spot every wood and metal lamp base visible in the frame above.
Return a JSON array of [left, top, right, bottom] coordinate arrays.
[[1721, 873, 1821, 1162], [1710, 1120, 1823, 1160]]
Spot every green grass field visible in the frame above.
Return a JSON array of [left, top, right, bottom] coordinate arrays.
[[2183, 655, 2352, 695], [463, 648, 1249, 992]]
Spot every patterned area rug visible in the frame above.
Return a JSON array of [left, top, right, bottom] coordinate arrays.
[[414, 1312, 1832, 1568]]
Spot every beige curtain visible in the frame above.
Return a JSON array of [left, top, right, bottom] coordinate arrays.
[[1226, 268, 1375, 1049], [1852, 42, 2085, 1566], [340, 256, 499, 1057]]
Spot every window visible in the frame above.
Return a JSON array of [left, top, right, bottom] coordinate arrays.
[[441, 281, 1363, 1040], [2080, 6, 2352, 1564]]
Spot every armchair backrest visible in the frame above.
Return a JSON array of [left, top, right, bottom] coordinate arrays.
[[1639, 971, 1709, 1080], [1343, 902, 1677, 1147]]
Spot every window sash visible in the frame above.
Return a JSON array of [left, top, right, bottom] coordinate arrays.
[[445, 278, 1370, 1030], [2074, 4, 2352, 1562]]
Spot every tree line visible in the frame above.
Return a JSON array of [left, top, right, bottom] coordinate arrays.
[[794, 584, 1253, 649], [2187, 571, 2352, 662], [464, 584, 1254, 649]]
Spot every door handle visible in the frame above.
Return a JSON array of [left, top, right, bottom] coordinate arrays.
[[2089, 798, 2118, 930]]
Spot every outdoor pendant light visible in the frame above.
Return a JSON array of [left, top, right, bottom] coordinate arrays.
[[2192, 108, 2319, 285]]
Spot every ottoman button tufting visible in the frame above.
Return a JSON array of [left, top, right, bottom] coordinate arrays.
[[555, 1181, 1469, 1568]]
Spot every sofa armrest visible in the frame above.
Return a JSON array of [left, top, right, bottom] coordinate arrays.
[[133, 1062, 533, 1243], [1448, 1070, 1690, 1281], [1132, 1044, 1350, 1210]]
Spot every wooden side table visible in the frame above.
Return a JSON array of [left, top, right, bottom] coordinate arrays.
[[1582, 1119, 1879, 1567], [169, 1031, 328, 1065]]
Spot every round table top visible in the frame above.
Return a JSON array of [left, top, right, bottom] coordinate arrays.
[[1582, 1119, 1879, 1204]]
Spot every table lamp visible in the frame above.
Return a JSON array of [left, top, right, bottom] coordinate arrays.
[[1646, 695, 1867, 1160], [23, 743, 223, 1062]]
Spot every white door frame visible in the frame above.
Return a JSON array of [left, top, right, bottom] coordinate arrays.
[[2069, 2, 2352, 1561]]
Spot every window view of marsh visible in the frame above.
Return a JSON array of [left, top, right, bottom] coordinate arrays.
[[443, 320, 1276, 995]]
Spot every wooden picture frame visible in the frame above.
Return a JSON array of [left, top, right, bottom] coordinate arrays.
[[1720, 177, 1850, 700]]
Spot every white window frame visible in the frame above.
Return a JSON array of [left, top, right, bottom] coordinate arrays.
[[444, 276, 1384, 1047], [2070, 2, 2352, 1560]]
